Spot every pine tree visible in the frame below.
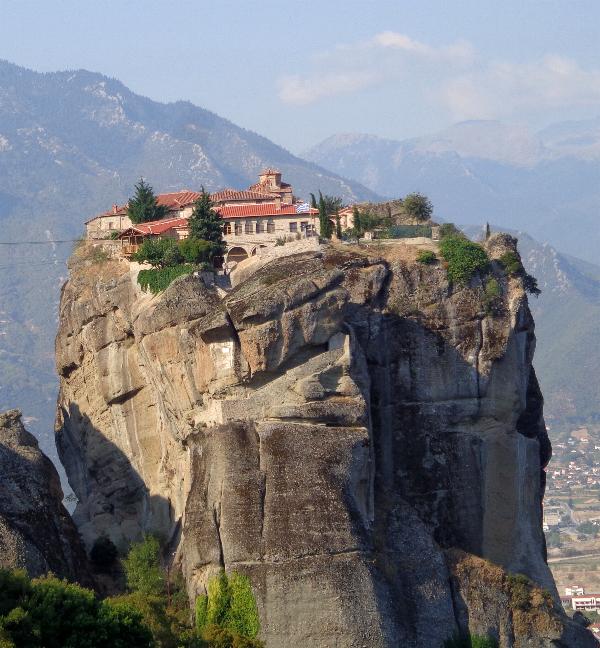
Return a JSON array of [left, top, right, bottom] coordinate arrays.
[[318, 192, 331, 239], [127, 179, 167, 224], [188, 188, 225, 255]]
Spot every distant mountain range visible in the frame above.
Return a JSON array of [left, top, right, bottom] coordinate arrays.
[[0, 60, 376, 465], [304, 120, 600, 264]]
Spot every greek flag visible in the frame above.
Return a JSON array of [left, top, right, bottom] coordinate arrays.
[[295, 202, 311, 213]]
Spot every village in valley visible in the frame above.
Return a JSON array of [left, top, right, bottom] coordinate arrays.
[[543, 422, 600, 629]]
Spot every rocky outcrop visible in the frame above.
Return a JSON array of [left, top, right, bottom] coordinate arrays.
[[0, 409, 91, 583], [55, 236, 595, 647]]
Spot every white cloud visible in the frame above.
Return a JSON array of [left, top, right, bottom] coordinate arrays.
[[372, 31, 474, 63], [278, 71, 379, 106], [278, 32, 472, 106], [441, 55, 600, 121], [278, 31, 600, 125]]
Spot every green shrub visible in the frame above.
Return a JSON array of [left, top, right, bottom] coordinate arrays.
[[179, 238, 214, 263], [444, 633, 498, 648], [484, 278, 501, 299], [123, 535, 165, 597], [137, 265, 195, 294], [134, 237, 181, 268], [196, 571, 260, 640], [439, 236, 490, 284], [206, 571, 230, 628], [498, 251, 541, 296], [0, 570, 153, 648], [403, 192, 433, 222], [200, 624, 264, 647], [90, 535, 119, 573], [106, 592, 178, 648], [417, 250, 437, 265], [499, 251, 522, 275], [522, 273, 541, 296]]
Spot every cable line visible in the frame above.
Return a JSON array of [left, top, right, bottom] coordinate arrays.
[[0, 239, 81, 245]]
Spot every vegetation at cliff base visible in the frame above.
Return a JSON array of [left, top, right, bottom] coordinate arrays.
[[0, 569, 153, 647], [195, 570, 261, 641], [128, 179, 168, 224], [124, 535, 165, 596], [439, 236, 490, 284], [444, 633, 498, 648]]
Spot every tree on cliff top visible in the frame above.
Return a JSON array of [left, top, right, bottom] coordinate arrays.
[[127, 178, 167, 224], [188, 189, 226, 257], [403, 192, 433, 222], [317, 191, 343, 239]]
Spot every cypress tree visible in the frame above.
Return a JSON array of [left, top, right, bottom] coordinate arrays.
[[188, 188, 226, 255], [127, 179, 167, 224], [318, 192, 332, 239]]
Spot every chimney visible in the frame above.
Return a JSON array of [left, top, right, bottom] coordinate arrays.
[[275, 195, 281, 210], [113, 204, 118, 214]]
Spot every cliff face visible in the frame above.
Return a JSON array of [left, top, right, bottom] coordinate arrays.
[[0, 409, 90, 583], [55, 237, 594, 647]]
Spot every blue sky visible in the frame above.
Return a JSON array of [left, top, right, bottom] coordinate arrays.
[[2, 0, 600, 152]]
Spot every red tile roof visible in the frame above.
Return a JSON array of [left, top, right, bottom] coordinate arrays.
[[210, 188, 275, 203], [215, 204, 318, 219], [123, 216, 190, 236], [87, 191, 200, 223], [156, 191, 201, 209]]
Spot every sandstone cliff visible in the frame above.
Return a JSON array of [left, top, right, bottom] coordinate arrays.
[[55, 236, 595, 647], [0, 409, 90, 583]]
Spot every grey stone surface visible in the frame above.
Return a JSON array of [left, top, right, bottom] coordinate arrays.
[[55, 236, 594, 646], [0, 409, 91, 583]]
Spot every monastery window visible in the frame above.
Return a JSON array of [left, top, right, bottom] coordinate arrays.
[[256, 220, 265, 233], [267, 220, 275, 233], [289, 222, 298, 233], [107, 221, 114, 229], [234, 221, 242, 235], [223, 222, 232, 235], [245, 220, 253, 234], [300, 221, 308, 231]]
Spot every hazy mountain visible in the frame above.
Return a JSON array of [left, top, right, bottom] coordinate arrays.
[[304, 121, 600, 264], [0, 60, 377, 465]]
